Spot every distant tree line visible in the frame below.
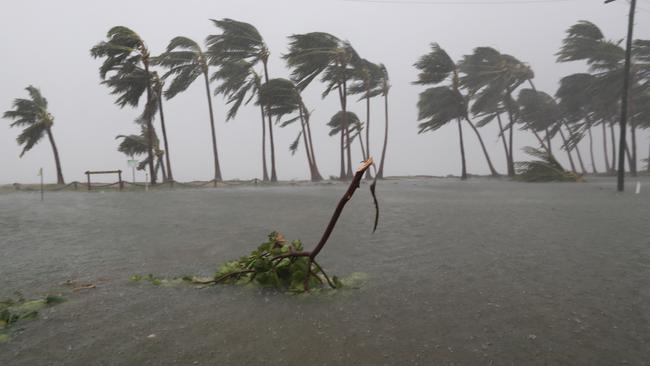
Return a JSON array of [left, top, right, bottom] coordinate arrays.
[[4, 19, 648, 184], [415, 20, 650, 179]]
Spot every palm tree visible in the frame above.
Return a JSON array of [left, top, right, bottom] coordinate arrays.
[[376, 64, 390, 179], [153, 36, 222, 183], [284, 32, 361, 180], [116, 124, 167, 181], [517, 88, 577, 173], [211, 60, 268, 181], [554, 73, 610, 174], [150, 72, 173, 182], [3, 86, 65, 184], [459, 47, 534, 176], [207, 18, 278, 182], [349, 59, 383, 179], [416, 87, 468, 179], [259, 78, 323, 181], [327, 111, 365, 159], [91, 26, 158, 184], [556, 21, 650, 176], [414, 44, 499, 177]]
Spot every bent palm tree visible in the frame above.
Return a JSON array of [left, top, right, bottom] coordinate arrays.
[[460, 47, 534, 176], [91, 26, 157, 184], [154, 36, 222, 182], [284, 32, 360, 180], [416, 87, 468, 179], [259, 78, 323, 181], [212, 61, 267, 181], [207, 18, 277, 182], [349, 59, 383, 179], [116, 125, 167, 181], [3, 86, 65, 184], [414, 43, 498, 177], [518, 88, 577, 173], [376, 64, 390, 179]]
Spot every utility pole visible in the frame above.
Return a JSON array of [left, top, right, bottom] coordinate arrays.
[[605, 0, 637, 192]]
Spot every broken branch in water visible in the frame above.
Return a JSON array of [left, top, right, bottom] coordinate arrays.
[[212, 157, 379, 292]]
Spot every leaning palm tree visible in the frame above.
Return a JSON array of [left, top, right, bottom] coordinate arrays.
[[414, 43, 498, 177], [3, 86, 65, 184], [376, 64, 391, 179], [517, 88, 577, 173], [556, 21, 650, 176], [116, 124, 167, 181], [459, 47, 534, 176], [349, 59, 383, 179], [153, 36, 222, 182], [327, 111, 365, 158], [211, 60, 268, 181], [415, 87, 468, 179], [259, 78, 323, 181], [207, 18, 277, 182], [91, 26, 158, 184], [284, 32, 361, 180]]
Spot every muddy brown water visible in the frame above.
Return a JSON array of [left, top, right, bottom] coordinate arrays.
[[1, 177, 649, 365]]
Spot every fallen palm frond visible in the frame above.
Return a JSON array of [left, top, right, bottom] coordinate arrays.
[[516, 147, 582, 182]]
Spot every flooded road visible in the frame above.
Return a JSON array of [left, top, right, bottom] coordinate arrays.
[[1, 177, 649, 365]]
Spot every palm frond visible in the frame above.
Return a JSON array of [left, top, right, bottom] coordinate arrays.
[[516, 147, 580, 182], [416, 87, 465, 134]]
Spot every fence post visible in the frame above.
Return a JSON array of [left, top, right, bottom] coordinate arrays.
[[86, 172, 91, 191], [118, 170, 124, 191]]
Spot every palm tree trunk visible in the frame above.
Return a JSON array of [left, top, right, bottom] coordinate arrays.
[[545, 127, 552, 152], [505, 107, 516, 177], [344, 82, 353, 179], [301, 105, 322, 181], [456, 118, 467, 180], [259, 104, 269, 181], [610, 123, 617, 172], [465, 118, 498, 176], [630, 122, 637, 176], [574, 143, 588, 175], [647, 140, 650, 172], [558, 127, 577, 173], [203, 71, 222, 184], [158, 155, 167, 183], [262, 60, 277, 182], [625, 143, 633, 174], [364, 91, 373, 180], [496, 114, 511, 174], [587, 125, 598, 174], [337, 84, 347, 180], [377, 92, 389, 179], [299, 107, 317, 181], [358, 131, 367, 161], [532, 130, 551, 155], [345, 126, 353, 179], [602, 123, 611, 173], [45, 127, 65, 184], [143, 61, 157, 185], [157, 94, 173, 182]]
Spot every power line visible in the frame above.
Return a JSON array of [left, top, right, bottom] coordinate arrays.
[[342, 0, 576, 5]]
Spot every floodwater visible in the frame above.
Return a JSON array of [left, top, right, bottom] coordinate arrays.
[[1, 177, 649, 365]]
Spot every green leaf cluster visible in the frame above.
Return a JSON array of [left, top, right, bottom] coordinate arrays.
[[0, 295, 65, 342], [214, 231, 330, 292]]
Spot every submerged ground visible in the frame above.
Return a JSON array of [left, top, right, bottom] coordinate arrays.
[[1, 177, 649, 365]]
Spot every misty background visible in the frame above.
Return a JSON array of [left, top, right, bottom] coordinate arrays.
[[1, 0, 648, 184]]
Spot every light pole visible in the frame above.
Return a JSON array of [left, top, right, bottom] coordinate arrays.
[[605, 0, 637, 192]]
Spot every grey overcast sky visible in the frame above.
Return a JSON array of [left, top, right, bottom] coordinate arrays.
[[1, 0, 648, 183]]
